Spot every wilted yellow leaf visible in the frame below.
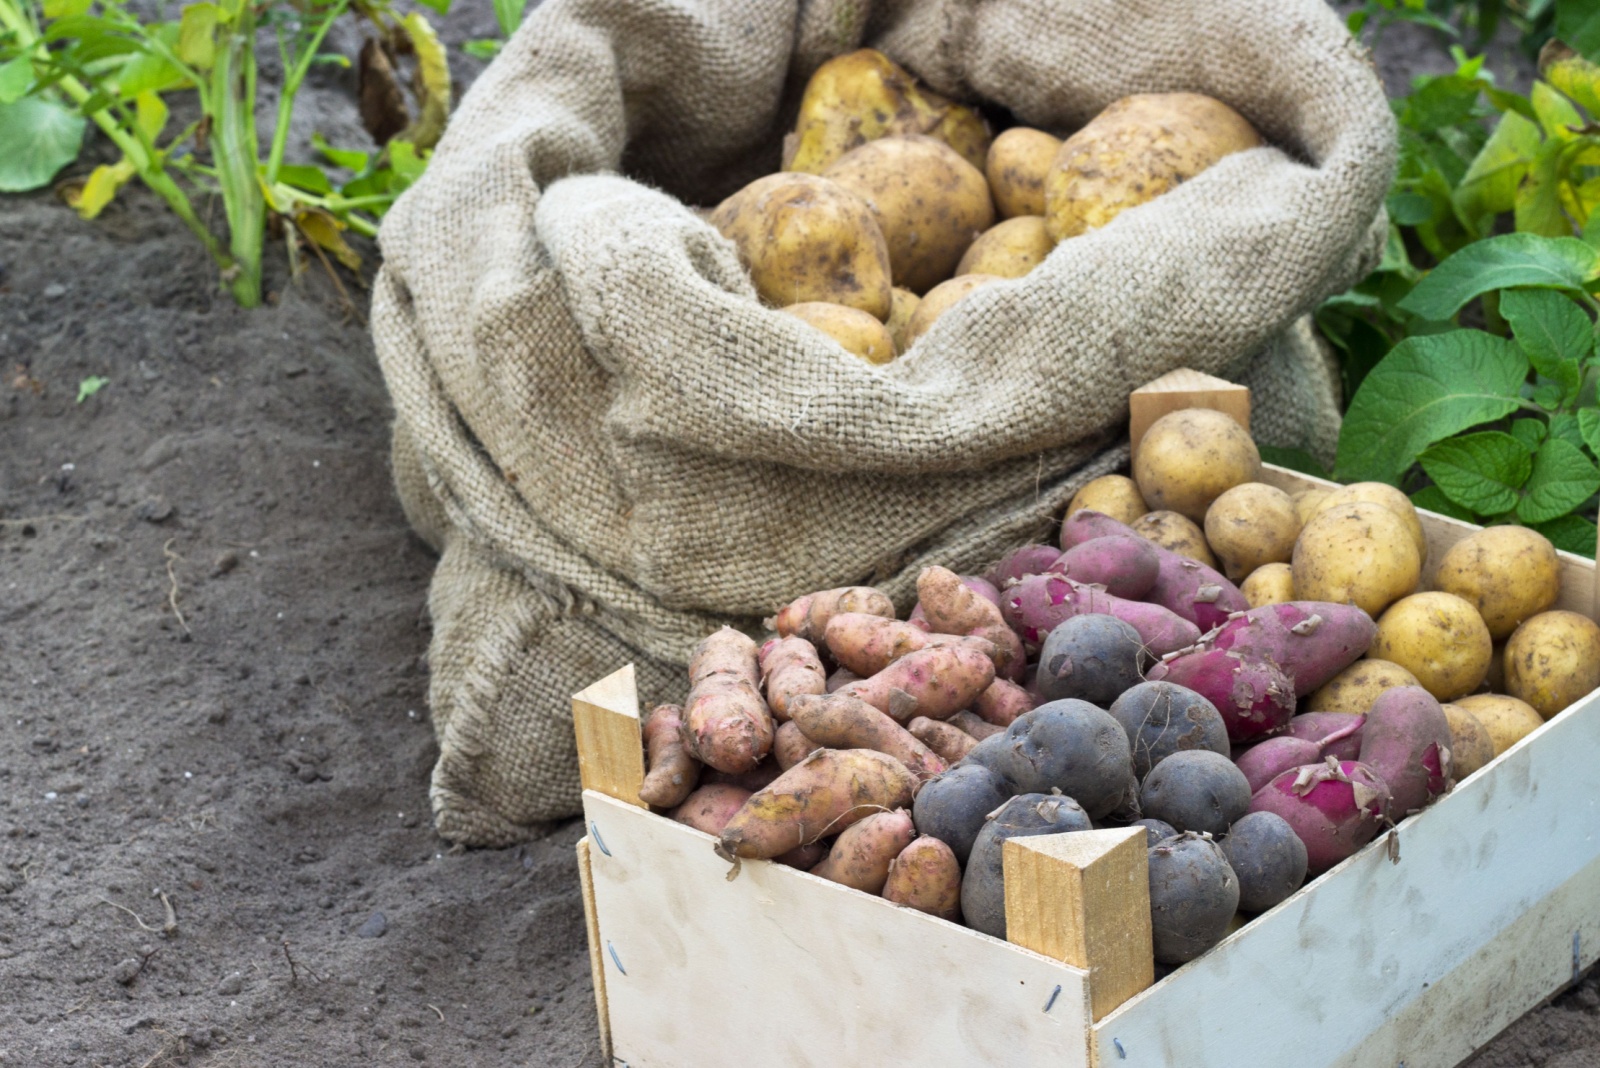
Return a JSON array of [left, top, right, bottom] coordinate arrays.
[[135, 90, 168, 143], [67, 158, 137, 220], [295, 208, 362, 270], [397, 13, 450, 151]]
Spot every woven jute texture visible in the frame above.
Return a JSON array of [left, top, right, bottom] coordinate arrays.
[[372, 0, 1396, 846]]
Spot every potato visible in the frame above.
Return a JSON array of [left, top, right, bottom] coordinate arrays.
[[1311, 482, 1427, 566], [671, 783, 752, 836], [1056, 534, 1160, 600], [883, 836, 962, 920], [771, 585, 895, 643], [1291, 488, 1332, 527], [1204, 482, 1301, 582], [1434, 525, 1563, 640], [718, 748, 917, 859], [1240, 563, 1294, 608], [992, 700, 1134, 819], [1291, 502, 1421, 618], [955, 216, 1053, 279], [824, 136, 995, 294], [1108, 680, 1229, 781], [1305, 658, 1421, 714], [1451, 694, 1544, 756], [1357, 685, 1452, 815], [1133, 408, 1262, 523], [1219, 811, 1307, 914], [901, 273, 1003, 348], [1370, 592, 1493, 702], [908, 716, 978, 764], [986, 127, 1062, 218], [962, 793, 1092, 938], [809, 809, 915, 893], [638, 703, 700, 808], [1440, 703, 1496, 779], [787, 49, 990, 175], [682, 627, 774, 774], [1147, 833, 1240, 964], [787, 692, 948, 780], [1067, 474, 1148, 526], [773, 720, 821, 771], [912, 764, 1011, 865], [884, 286, 919, 354], [1131, 509, 1218, 570], [780, 302, 896, 364], [1504, 610, 1600, 719], [1139, 750, 1252, 836], [710, 173, 891, 319], [1045, 93, 1262, 242], [1035, 613, 1145, 706], [759, 637, 827, 721]]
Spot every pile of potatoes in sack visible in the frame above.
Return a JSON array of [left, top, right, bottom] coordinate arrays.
[[709, 48, 1263, 362], [637, 406, 1600, 968]]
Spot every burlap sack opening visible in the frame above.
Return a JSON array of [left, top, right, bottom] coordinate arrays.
[[372, 0, 1397, 846]]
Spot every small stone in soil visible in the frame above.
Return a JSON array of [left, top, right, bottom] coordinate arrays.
[[356, 911, 387, 938], [134, 497, 174, 523], [217, 972, 243, 996], [112, 958, 142, 985]]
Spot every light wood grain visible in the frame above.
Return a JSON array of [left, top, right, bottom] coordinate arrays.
[[583, 789, 1094, 1068], [571, 663, 646, 807], [1004, 828, 1153, 1022], [1127, 368, 1251, 463], [575, 836, 612, 1063]]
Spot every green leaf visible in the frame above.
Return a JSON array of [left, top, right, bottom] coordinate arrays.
[[1512, 417, 1550, 451], [1398, 233, 1600, 320], [460, 38, 503, 59], [0, 56, 33, 105], [1534, 514, 1598, 556], [1500, 287, 1590, 402], [1454, 110, 1541, 230], [1336, 330, 1530, 483], [177, 3, 217, 69], [1549, 411, 1587, 450], [43, 0, 93, 18], [413, 0, 451, 13], [1558, 0, 1600, 64], [1518, 437, 1600, 522], [388, 139, 426, 183], [491, 0, 526, 38], [1515, 138, 1573, 238], [1411, 485, 1478, 521], [1258, 445, 1330, 479], [134, 89, 166, 143], [1419, 431, 1534, 515], [1387, 191, 1435, 226], [1542, 41, 1600, 115], [1532, 381, 1565, 408], [75, 375, 108, 403], [114, 24, 186, 97], [1402, 72, 1486, 133], [1579, 407, 1600, 454], [0, 96, 86, 192], [276, 163, 332, 194], [1532, 80, 1584, 141], [312, 133, 367, 171]]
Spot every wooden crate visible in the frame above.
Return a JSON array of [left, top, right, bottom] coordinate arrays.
[[573, 373, 1600, 1068]]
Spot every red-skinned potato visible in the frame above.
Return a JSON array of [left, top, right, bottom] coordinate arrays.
[[719, 748, 917, 860], [809, 809, 916, 893], [883, 836, 962, 920]]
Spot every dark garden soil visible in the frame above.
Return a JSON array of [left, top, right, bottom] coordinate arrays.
[[0, 4, 1595, 1066]]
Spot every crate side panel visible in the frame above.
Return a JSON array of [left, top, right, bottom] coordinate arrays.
[[1091, 689, 1600, 1068], [582, 792, 1093, 1068]]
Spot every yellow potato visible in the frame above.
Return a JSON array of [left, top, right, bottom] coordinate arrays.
[[985, 127, 1062, 218], [1131, 510, 1217, 570], [1291, 488, 1332, 527], [1433, 526, 1562, 640], [1306, 658, 1421, 714], [955, 216, 1053, 279], [1240, 563, 1294, 608], [901, 273, 1003, 348], [884, 287, 920, 354], [1203, 482, 1301, 582], [1440, 703, 1496, 779], [1312, 482, 1427, 566], [788, 49, 991, 175], [824, 136, 995, 294], [1452, 693, 1544, 756], [1291, 502, 1421, 618], [1067, 474, 1147, 526], [1133, 408, 1261, 523], [1369, 592, 1492, 702], [781, 302, 897, 365], [710, 173, 891, 319], [1045, 93, 1262, 242], [1503, 610, 1600, 719]]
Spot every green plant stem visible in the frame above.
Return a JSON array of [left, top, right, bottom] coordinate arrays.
[[263, 0, 348, 185], [210, 2, 263, 307]]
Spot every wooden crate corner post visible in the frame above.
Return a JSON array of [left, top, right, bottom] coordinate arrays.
[[1128, 368, 1251, 462], [1003, 827, 1154, 1022]]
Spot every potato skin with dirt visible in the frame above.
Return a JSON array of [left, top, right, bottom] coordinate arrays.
[[1045, 93, 1262, 242], [1504, 610, 1600, 719], [718, 748, 916, 859], [962, 793, 1092, 938], [670, 783, 752, 835], [823, 136, 995, 295], [1068, 475, 1148, 526], [1147, 832, 1241, 964], [1306, 658, 1419, 715], [986, 127, 1062, 218], [883, 836, 963, 920], [912, 763, 1012, 865], [710, 173, 892, 319], [1108, 681, 1230, 780], [885, 287, 920, 353], [809, 808, 916, 893], [1035, 613, 1145, 707], [1453, 693, 1544, 755], [956, 215, 1053, 279], [1370, 592, 1493, 702], [1241, 562, 1295, 608], [1204, 482, 1301, 582], [1132, 509, 1218, 570], [1219, 811, 1306, 913], [1134, 408, 1262, 523], [1434, 526, 1562, 640], [901, 273, 1004, 348], [1441, 703, 1496, 779], [992, 699, 1135, 819], [1139, 749, 1253, 836], [1312, 482, 1428, 565], [781, 302, 897, 364], [1292, 502, 1421, 618]]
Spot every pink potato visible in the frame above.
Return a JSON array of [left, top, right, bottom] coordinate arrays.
[[1058, 511, 1246, 628], [826, 666, 862, 693], [839, 644, 996, 723], [682, 627, 775, 774], [1200, 602, 1377, 694], [986, 544, 1067, 590], [759, 636, 827, 722], [670, 784, 753, 836], [1001, 573, 1201, 657], [719, 749, 918, 859], [770, 586, 895, 644], [949, 710, 1004, 740], [1234, 715, 1362, 793], [883, 836, 963, 920], [701, 759, 784, 794], [823, 612, 993, 678], [1248, 759, 1391, 874], [909, 575, 1003, 631], [638, 703, 701, 808], [908, 716, 978, 763], [808, 809, 917, 894], [773, 720, 822, 770], [975, 678, 1035, 726], [1284, 712, 1365, 761], [1147, 650, 1296, 743], [916, 566, 1026, 679], [1054, 534, 1161, 600], [1357, 685, 1452, 816], [787, 693, 948, 781]]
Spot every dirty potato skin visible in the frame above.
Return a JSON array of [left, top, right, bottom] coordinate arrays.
[[1454, 693, 1545, 755], [986, 127, 1063, 218], [787, 693, 948, 780], [1370, 592, 1493, 702], [1311, 482, 1428, 566], [908, 716, 979, 763], [1067, 474, 1148, 526], [1503, 610, 1600, 719], [781, 302, 898, 364], [1441, 703, 1496, 778], [770, 585, 895, 644], [710, 173, 892, 319], [1045, 93, 1262, 242], [1241, 562, 1295, 608], [1132, 509, 1218, 570], [773, 719, 822, 770], [670, 783, 752, 835], [955, 215, 1054, 278], [901, 273, 1005, 348], [682, 627, 775, 774], [884, 287, 920, 353], [1134, 408, 1262, 523], [1305, 658, 1421, 714], [1291, 502, 1421, 618], [719, 748, 917, 859], [638, 703, 701, 808], [839, 643, 997, 722], [1433, 526, 1563, 640], [809, 809, 916, 893], [1291, 488, 1332, 527], [759, 636, 827, 722], [883, 837, 963, 920], [1204, 482, 1301, 582], [823, 136, 995, 294]]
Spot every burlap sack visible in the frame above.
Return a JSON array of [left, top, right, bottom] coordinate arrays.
[[372, 0, 1396, 846]]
